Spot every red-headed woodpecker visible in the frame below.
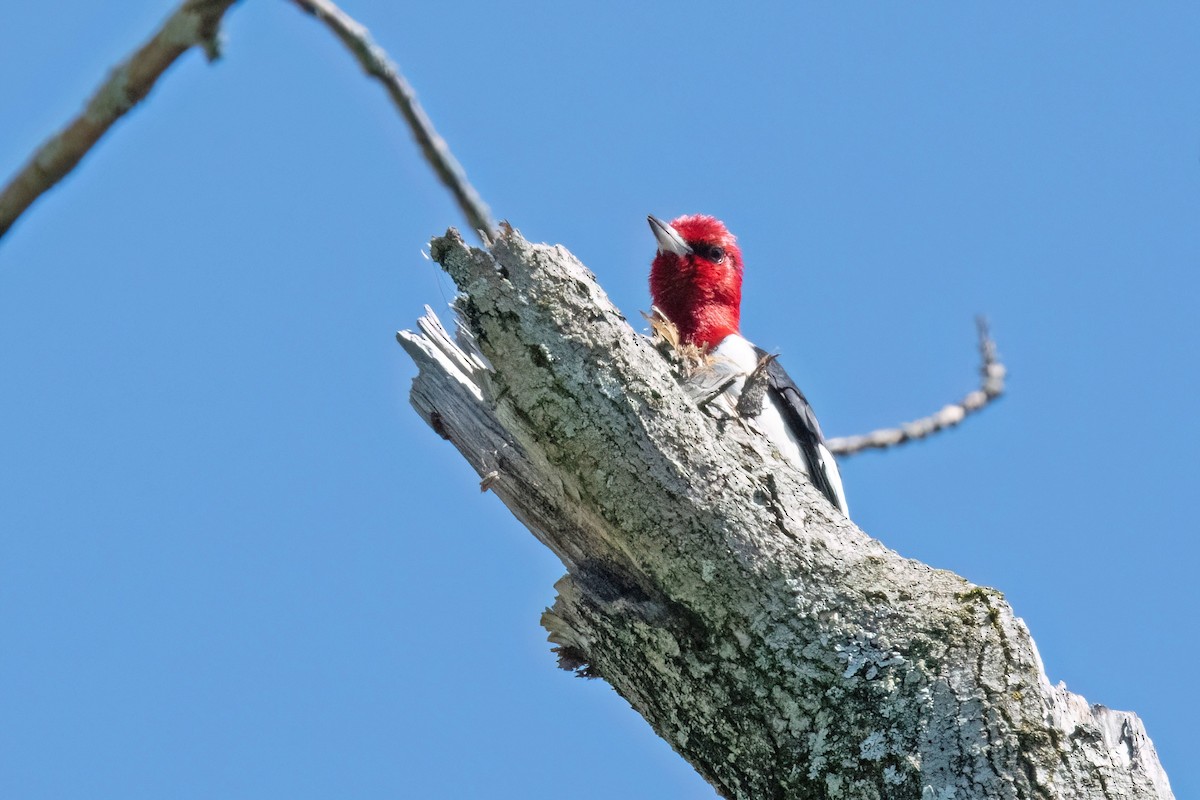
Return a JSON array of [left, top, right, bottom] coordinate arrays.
[[648, 214, 849, 517]]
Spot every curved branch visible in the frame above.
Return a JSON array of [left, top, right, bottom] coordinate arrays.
[[290, 0, 494, 242], [826, 316, 1006, 456], [0, 0, 239, 241]]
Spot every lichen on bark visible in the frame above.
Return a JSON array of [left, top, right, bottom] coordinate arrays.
[[398, 226, 1172, 800]]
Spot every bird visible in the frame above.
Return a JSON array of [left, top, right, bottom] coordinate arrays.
[[648, 214, 849, 517]]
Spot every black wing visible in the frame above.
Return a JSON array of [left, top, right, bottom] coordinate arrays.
[[756, 347, 848, 515]]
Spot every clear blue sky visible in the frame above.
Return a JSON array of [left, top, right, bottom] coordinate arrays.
[[2, 2, 1197, 797]]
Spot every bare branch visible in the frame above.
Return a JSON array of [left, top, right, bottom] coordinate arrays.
[[826, 316, 1006, 456], [0, 0, 239, 241], [290, 0, 494, 241]]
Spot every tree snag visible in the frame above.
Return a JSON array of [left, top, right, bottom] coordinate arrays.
[[398, 226, 1171, 800]]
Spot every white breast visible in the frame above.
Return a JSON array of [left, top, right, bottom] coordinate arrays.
[[695, 335, 849, 516], [703, 336, 808, 473]]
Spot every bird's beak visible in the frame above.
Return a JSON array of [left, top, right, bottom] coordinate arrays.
[[648, 215, 692, 256]]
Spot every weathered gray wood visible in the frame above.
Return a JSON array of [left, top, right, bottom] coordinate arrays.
[[397, 226, 1172, 800]]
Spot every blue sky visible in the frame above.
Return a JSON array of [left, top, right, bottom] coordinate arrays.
[[2, 2, 1197, 797]]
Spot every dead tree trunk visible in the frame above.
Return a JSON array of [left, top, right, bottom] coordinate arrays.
[[397, 226, 1172, 800]]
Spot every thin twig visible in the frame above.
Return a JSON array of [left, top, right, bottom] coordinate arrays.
[[0, 0, 239, 241], [826, 317, 1006, 456], [290, 0, 494, 242]]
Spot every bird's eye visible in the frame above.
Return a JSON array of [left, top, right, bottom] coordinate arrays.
[[707, 246, 726, 263]]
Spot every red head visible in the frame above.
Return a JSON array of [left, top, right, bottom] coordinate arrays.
[[648, 214, 744, 350]]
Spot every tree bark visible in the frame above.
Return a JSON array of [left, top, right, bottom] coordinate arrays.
[[397, 226, 1172, 800]]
